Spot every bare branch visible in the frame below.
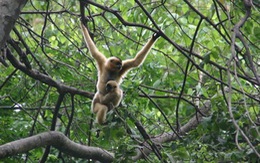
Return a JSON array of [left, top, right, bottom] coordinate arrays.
[[0, 131, 114, 162]]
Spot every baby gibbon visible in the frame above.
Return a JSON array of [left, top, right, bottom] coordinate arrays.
[[92, 80, 123, 124]]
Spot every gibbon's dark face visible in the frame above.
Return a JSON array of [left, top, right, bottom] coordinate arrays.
[[106, 81, 117, 92], [106, 57, 122, 72]]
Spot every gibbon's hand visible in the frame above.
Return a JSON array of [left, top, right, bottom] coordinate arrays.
[[153, 31, 162, 40]]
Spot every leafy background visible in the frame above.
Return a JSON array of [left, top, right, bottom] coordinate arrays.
[[0, 0, 259, 162]]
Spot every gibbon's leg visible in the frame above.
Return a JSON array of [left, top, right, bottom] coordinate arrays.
[[91, 93, 109, 124], [91, 93, 100, 114], [95, 103, 108, 124]]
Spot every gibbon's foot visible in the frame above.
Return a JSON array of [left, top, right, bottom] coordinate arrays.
[[102, 121, 109, 125], [95, 115, 108, 125], [95, 119, 108, 126]]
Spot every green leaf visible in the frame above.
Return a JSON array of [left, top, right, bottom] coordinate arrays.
[[203, 52, 211, 64], [253, 26, 260, 38]]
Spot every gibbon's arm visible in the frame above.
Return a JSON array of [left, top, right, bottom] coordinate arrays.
[[120, 35, 159, 76], [80, 23, 106, 68]]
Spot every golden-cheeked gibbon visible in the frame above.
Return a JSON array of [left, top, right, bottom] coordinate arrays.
[[92, 80, 123, 124], [80, 22, 160, 124]]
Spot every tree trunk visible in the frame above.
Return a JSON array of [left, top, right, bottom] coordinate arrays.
[[0, 0, 27, 49]]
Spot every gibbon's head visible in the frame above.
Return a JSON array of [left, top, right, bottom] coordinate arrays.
[[106, 56, 122, 72], [106, 80, 118, 92]]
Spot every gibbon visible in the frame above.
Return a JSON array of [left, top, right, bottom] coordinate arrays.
[[80, 23, 160, 94], [80, 22, 160, 124], [92, 80, 123, 124]]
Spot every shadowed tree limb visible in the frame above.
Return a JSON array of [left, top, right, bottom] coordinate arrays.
[[0, 131, 114, 162], [6, 48, 93, 98]]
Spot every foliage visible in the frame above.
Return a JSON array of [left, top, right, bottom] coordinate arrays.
[[0, 0, 259, 162]]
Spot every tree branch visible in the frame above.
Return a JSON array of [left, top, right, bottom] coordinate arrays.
[[40, 93, 66, 162], [0, 131, 114, 162], [135, 121, 163, 161], [0, 0, 27, 49], [132, 101, 211, 161], [81, 0, 157, 33], [6, 48, 93, 98], [231, 0, 260, 85]]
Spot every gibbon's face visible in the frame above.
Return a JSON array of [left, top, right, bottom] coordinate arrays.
[[106, 81, 117, 92], [106, 57, 122, 72]]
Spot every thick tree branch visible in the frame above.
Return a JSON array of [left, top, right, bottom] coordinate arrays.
[[6, 48, 93, 98], [7, 39, 32, 69], [0, 0, 27, 49], [132, 101, 211, 161], [0, 131, 114, 162]]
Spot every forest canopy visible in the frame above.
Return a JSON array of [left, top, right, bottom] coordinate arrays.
[[0, 0, 259, 162]]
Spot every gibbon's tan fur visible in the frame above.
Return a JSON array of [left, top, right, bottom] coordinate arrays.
[[80, 22, 160, 124], [92, 80, 123, 124]]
